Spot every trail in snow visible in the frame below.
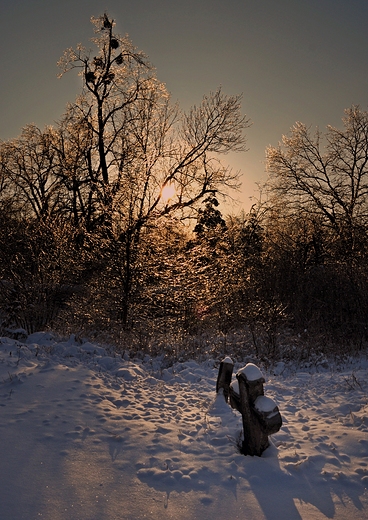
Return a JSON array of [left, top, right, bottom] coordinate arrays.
[[0, 332, 367, 519]]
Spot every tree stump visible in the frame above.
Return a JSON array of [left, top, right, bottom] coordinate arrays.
[[236, 364, 282, 456], [216, 356, 234, 402], [237, 370, 270, 456], [217, 361, 282, 457]]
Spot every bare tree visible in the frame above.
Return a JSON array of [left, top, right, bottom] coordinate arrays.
[[57, 13, 249, 326], [254, 107, 368, 346], [50, 105, 97, 228], [0, 125, 60, 221], [265, 106, 368, 259]]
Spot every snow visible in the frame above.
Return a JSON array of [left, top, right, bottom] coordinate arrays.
[[1, 333, 368, 519], [222, 356, 233, 365], [254, 395, 278, 413], [230, 379, 239, 394], [238, 362, 265, 381]]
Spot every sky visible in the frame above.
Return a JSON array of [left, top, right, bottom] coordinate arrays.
[[1, 0, 368, 212]]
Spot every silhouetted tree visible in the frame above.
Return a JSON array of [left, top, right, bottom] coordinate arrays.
[[266, 106, 368, 261], [57, 13, 249, 326], [255, 106, 368, 347], [0, 125, 59, 221], [194, 194, 227, 239]]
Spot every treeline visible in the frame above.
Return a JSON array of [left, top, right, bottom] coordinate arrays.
[[1, 14, 368, 358]]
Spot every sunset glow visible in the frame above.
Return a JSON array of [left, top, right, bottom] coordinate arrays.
[[160, 182, 176, 202]]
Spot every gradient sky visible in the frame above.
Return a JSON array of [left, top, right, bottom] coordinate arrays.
[[1, 0, 368, 212]]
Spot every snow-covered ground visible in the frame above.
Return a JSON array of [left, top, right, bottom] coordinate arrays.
[[1, 332, 367, 520]]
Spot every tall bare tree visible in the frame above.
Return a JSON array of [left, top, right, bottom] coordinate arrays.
[[266, 106, 368, 259], [57, 13, 249, 326]]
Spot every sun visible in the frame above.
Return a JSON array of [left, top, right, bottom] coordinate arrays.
[[160, 182, 176, 202]]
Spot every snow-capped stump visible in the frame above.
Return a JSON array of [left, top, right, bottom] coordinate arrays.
[[238, 362, 264, 382], [254, 395, 282, 436], [216, 356, 234, 403], [254, 395, 277, 413], [237, 363, 265, 404], [237, 364, 282, 456], [217, 361, 282, 456]]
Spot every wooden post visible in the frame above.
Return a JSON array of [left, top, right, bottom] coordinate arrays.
[[237, 370, 270, 456], [216, 357, 233, 403], [236, 363, 282, 456], [216, 361, 282, 456]]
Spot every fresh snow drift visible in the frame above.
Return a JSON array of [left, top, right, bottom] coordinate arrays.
[[0, 332, 368, 519]]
